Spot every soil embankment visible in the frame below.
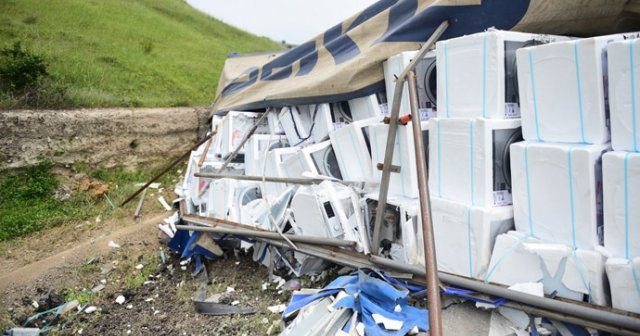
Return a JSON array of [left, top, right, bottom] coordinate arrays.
[[0, 107, 211, 172]]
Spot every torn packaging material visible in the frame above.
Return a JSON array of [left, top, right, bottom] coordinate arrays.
[[244, 134, 288, 176], [431, 197, 513, 279], [605, 257, 640, 314], [608, 38, 640, 152], [384, 51, 417, 119], [369, 121, 429, 199], [436, 30, 568, 119], [603, 151, 640, 258], [282, 272, 427, 336], [329, 118, 378, 182], [281, 140, 342, 180], [278, 105, 333, 146], [429, 118, 522, 208], [218, 111, 271, 158], [517, 34, 630, 144], [263, 147, 300, 201], [510, 142, 609, 249], [487, 231, 608, 306], [348, 93, 387, 121]]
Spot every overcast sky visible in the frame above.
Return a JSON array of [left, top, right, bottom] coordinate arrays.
[[186, 0, 378, 45]]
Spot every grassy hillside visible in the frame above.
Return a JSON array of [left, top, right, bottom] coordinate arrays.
[[0, 0, 283, 108]]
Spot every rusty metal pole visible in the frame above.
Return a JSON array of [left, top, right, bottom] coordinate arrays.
[[120, 131, 217, 207], [407, 71, 443, 335], [371, 20, 449, 254]]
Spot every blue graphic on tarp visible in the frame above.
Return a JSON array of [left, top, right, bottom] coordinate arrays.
[[220, 0, 531, 102]]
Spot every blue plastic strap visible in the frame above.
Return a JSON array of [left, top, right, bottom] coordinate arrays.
[[466, 208, 473, 277], [528, 49, 542, 141], [444, 42, 450, 117], [437, 120, 442, 197], [630, 41, 639, 152], [625, 152, 631, 258], [567, 146, 577, 248], [482, 35, 487, 118], [524, 144, 534, 235], [573, 42, 586, 143]]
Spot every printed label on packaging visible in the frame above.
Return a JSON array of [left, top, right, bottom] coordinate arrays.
[[379, 103, 389, 116], [493, 190, 513, 206], [419, 108, 436, 120], [333, 122, 346, 130], [504, 103, 520, 119]]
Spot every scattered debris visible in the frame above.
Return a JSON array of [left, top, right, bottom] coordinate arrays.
[[107, 241, 120, 249], [115, 295, 126, 305], [135, 264, 144, 270], [84, 306, 97, 314], [158, 196, 172, 211], [267, 304, 286, 314], [91, 285, 105, 293]]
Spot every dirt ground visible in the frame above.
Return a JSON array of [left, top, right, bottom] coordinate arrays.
[[0, 191, 493, 336], [0, 205, 291, 336]]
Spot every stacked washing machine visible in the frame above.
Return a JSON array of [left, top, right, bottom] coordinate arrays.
[[427, 29, 570, 282], [600, 37, 640, 314], [484, 33, 640, 308]]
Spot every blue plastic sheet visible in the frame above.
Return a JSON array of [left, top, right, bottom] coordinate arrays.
[[283, 271, 429, 335]]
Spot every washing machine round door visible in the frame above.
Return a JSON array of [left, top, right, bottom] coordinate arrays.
[[321, 147, 343, 179], [423, 59, 437, 106], [502, 129, 523, 188]]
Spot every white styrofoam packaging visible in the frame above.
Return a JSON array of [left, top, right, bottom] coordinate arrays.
[[437, 30, 568, 119], [486, 231, 608, 306], [281, 140, 342, 180], [368, 121, 429, 198], [218, 111, 270, 159], [329, 118, 377, 182], [429, 118, 522, 207], [278, 104, 333, 146], [607, 38, 640, 152], [384, 51, 417, 119], [605, 257, 640, 314], [510, 142, 609, 249], [348, 93, 388, 121], [603, 151, 640, 258], [431, 197, 513, 279], [261, 147, 300, 202], [517, 34, 631, 143], [291, 181, 368, 253], [244, 134, 287, 176], [205, 179, 261, 222]]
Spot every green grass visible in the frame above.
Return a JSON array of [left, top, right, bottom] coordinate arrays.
[[0, 160, 186, 241], [0, 0, 283, 108]]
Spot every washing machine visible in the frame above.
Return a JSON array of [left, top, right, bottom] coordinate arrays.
[[218, 111, 271, 160], [415, 50, 437, 112], [244, 134, 288, 176], [362, 195, 423, 265], [504, 40, 543, 107], [281, 140, 342, 180], [492, 127, 523, 204]]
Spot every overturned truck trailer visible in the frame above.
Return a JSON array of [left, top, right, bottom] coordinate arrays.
[[167, 0, 640, 335]]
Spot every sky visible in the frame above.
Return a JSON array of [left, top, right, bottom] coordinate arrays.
[[186, 0, 378, 45]]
